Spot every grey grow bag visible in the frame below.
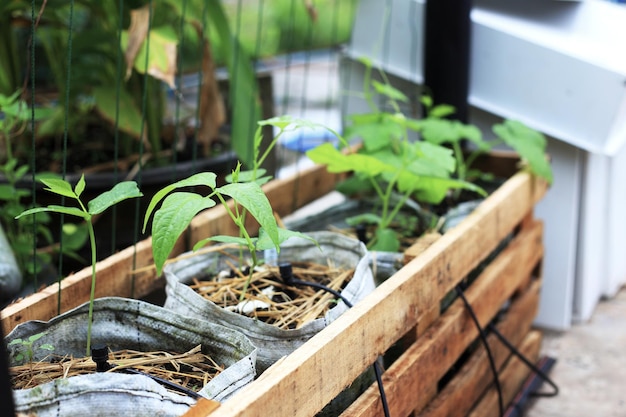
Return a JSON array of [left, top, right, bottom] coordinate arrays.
[[163, 231, 376, 373], [7, 297, 257, 417]]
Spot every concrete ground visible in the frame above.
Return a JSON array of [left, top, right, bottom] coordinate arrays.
[[525, 286, 626, 417]]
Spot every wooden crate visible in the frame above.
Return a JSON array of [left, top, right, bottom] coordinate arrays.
[[2, 153, 548, 417], [183, 155, 548, 417]]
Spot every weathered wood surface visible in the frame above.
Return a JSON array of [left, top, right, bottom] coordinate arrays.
[[1, 153, 548, 417], [182, 399, 221, 417], [417, 279, 542, 417], [340, 221, 543, 417], [201, 171, 547, 417], [1, 163, 341, 334], [467, 330, 543, 417]]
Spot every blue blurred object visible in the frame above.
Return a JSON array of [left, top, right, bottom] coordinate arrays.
[[279, 127, 340, 153]]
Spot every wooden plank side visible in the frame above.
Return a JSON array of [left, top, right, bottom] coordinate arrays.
[[339, 221, 543, 417], [182, 399, 221, 417], [1, 236, 184, 335], [203, 217, 543, 417], [467, 330, 543, 417], [405, 173, 546, 321], [416, 279, 542, 417]]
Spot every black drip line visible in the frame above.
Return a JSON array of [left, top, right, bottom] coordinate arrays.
[[91, 344, 201, 399], [279, 263, 391, 417], [454, 284, 559, 417]]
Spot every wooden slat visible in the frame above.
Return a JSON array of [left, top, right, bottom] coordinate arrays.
[[339, 220, 543, 417], [1, 163, 341, 334], [182, 399, 221, 417], [467, 331, 543, 417], [403, 233, 443, 264], [1, 236, 183, 335], [417, 279, 542, 417], [204, 210, 543, 417]]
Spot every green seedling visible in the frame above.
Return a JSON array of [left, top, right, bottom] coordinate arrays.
[[306, 62, 484, 251], [308, 58, 552, 251], [144, 116, 316, 300], [417, 96, 553, 185], [8, 332, 54, 364], [16, 176, 142, 355]]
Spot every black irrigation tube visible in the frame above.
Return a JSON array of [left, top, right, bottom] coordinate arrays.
[[279, 263, 391, 417], [455, 284, 559, 417], [503, 356, 557, 417], [91, 345, 202, 400]]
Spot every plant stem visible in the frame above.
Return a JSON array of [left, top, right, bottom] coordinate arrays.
[[85, 217, 96, 356]]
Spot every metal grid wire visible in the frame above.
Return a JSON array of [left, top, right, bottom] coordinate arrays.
[[0, 0, 432, 306], [0, 0, 362, 304]]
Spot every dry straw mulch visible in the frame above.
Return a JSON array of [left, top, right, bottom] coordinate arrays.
[[11, 345, 223, 392], [190, 256, 354, 330]]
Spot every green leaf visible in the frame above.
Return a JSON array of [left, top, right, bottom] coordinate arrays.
[[370, 228, 400, 252], [493, 120, 553, 183], [407, 176, 486, 204], [93, 87, 143, 138], [40, 178, 78, 199], [217, 182, 279, 249], [255, 228, 317, 251], [143, 172, 217, 232], [226, 169, 267, 183], [307, 143, 393, 176], [28, 333, 46, 343], [346, 213, 382, 226], [16, 206, 89, 220], [258, 115, 297, 130], [195, 235, 251, 251], [61, 223, 89, 251], [14, 164, 30, 182], [39, 344, 55, 351], [419, 119, 462, 145], [407, 141, 456, 177], [129, 25, 178, 83], [372, 80, 408, 103], [0, 185, 15, 200], [74, 174, 86, 197], [357, 56, 373, 68], [88, 181, 142, 215], [428, 104, 456, 119], [8, 339, 23, 346], [345, 117, 404, 152], [335, 176, 373, 196], [420, 95, 433, 109], [152, 192, 217, 275]]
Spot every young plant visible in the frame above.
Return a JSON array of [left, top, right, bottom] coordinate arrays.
[[417, 96, 553, 185], [306, 63, 484, 251], [15, 176, 142, 355], [144, 116, 315, 299], [8, 332, 54, 364], [308, 59, 552, 251]]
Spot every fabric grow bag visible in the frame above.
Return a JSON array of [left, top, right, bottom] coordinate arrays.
[[163, 231, 376, 373], [6, 297, 257, 417]]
